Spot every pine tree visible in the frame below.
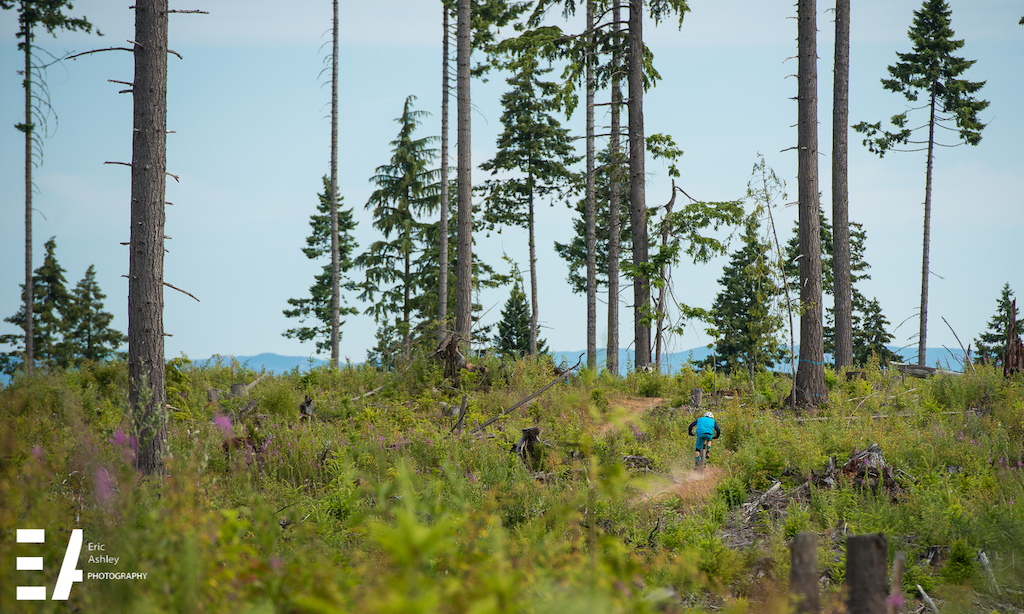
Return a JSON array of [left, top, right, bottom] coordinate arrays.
[[62, 265, 126, 365], [704, 217, 785, 377], [1, 239, 123, 374], [495, 273, 548, 358], [855, 297, 900, 366], [853, 0, 988, 366], [974, 283, 1023, 364], [1, 237, 69, 372], [283, 175, 358, 355], [354, 96, 439, 360], [480, 49, 579, 355]]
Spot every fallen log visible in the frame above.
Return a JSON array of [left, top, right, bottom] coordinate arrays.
[[471, 354, 583, 434], [892, 362, 960, 379]]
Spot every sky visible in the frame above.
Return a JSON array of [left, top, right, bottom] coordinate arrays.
[[1, 1, 1022, 369]]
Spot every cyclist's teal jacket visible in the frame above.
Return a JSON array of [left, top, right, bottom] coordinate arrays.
[[687, 416, 721, 440]]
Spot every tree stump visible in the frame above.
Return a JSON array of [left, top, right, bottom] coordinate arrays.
[[511, 426, 542, 471], [790, 531, 819, 613], [846, 533, 887, 614], [690, 387, 703, 407]]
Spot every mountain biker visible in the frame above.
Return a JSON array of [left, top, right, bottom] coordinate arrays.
[[688, 411, 721, 466]]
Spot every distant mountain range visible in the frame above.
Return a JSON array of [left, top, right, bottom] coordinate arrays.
[[212, 346, 966, 376], [0, 346, 968, 387]]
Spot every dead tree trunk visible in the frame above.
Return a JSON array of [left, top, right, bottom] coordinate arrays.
[[454, 0, 473, 347], [438, 4, 451, 336], [628, 0, 651, 370], [795, 0, 828, 405], [832, 0, 853, 368], [129, 0, 169, 475], [329, 0, 340, 369], [584, 0, 597, 371], [606, 0, 623, 377]]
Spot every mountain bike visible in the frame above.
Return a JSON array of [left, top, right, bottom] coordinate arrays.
[[695, 440, 709, 471]]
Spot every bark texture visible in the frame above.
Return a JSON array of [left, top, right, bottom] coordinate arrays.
[[455, 0, 473, 345], [607, 0, 622, 377], [628, 0, 650, 369], [438, 5, 450, 335], [918, 83, 938, 366], [795, 0, 828, 405], [832, 0, 852, 368], [129, 0, 169, 474], [23, 28, 34, 376], [329, 0, 340, 368], [584, 0, 597, 370]]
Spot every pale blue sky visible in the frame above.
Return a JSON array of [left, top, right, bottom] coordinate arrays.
[[1, 1, 1021, 367]]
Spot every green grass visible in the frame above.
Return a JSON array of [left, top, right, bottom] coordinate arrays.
[[2, 360, 1022, 612]]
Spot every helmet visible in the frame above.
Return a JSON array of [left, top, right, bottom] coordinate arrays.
[[704, 411, 714, 420]]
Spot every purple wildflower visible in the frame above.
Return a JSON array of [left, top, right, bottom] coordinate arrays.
[[94, 466, 116, 506], [214, 413, 233, 437]]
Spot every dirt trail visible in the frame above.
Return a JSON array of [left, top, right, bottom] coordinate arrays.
[[596, 395, 725, 507]]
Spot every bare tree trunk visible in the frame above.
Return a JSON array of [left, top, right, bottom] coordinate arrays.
[[403, 251, 411, 358], [584, 0, 597, 370], [455, 0, 473, 345], [529, 186, 538, 355], [22, 25, 34, 376], [329, 0, 340, 369], [795, 0, 828, 406], [918, 84, 937, 367], [628, 0, 650, 370], [655, 185, 675, 372], [832, 0, 852, 368], [607, 0, 622, 377], [438, 5, 450, 337], [130, 0, 169, 474]]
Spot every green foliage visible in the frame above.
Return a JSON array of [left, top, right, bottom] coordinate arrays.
[[354, 95, 440, 362], [853, 0, 988, 156], [3, 353, 1024, 611], [784, 207, 899, 366], [973, 282, 1022, 364], [1, 238, 124, 374], [703, 215, 785, 375], [494, 273, 548, 357], [282, 175, 359, 355]]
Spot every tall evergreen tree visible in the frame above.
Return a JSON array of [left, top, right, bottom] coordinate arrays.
[[2, 0, 96, 376], [355, 96, 439, 360], [853, 0, 988, 366], [62, 265, 126, 365], [974, 283, 1023, 364], [704, 217, 785, 377], [480, 50, 579, 355], [283, 175, 358, 355], [0, 237, 69, 372]]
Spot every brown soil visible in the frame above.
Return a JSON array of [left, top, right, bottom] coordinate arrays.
[[639, 464, 725, 506]]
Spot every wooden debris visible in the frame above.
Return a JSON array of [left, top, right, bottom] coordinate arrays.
[[622, 455, 654, 471], [511, 426, 543, 470], [892, 363, 960, 379], [299, 395, 314, 422], [472, 354, 583, 433]]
